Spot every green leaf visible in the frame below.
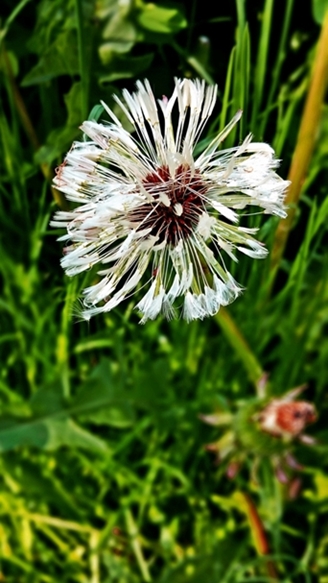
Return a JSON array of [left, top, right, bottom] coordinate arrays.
[[137, 2, 187, 34], [20, 380, 108, 451], [21, 30, 79, 85], [0, 358, 136, 451], [88, 104, 105, 122], [99, 40, 135, 57], [26, 0, 76, 54], [312, 0, 328, 24], [0, 414, 107, 452], [100, 19, 136, 54], [35, 82, 82, 165], [74, 359, 136, 428], [62, 81, 83, 127], [99, 53, 154, 83], [97, 0, 137, 57], [34, 124, 80, 166]]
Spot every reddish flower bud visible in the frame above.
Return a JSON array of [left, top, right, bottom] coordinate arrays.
[[259, 400, 316, 438]]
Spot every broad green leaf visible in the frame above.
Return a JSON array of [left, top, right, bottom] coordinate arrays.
[[100, 17, 136, 55], [0, 359, 136, 451], [35, 82, 82, 165], [312, 0, 328, 23], [0, 416, 107, 452], [0, 381, 107, 452], [97, 0, 137, 58], [74, 359, 135, 428], [137, 2, 187, 34], [99, 40, 135, 58]]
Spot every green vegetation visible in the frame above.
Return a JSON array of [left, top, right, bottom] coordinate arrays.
[[1, 0, 328, 581]]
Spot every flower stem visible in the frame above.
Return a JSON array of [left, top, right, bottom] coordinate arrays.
[[269, 9, 328, 278], [215, 308, 264, 388]]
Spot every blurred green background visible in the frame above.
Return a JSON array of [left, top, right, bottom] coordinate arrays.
[[1, 0, 328, 581]]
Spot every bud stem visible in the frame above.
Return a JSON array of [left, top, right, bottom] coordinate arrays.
[[215, 308, 264, 389]]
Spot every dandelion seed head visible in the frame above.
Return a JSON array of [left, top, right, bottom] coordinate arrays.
[[128, 164, 206, 246], [51, 78, 288, 322]]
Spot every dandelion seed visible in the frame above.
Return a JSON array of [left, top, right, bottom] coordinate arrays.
[[51, 78, 288, 322]]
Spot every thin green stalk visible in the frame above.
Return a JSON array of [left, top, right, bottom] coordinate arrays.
[[233, 24, 250, 137], [270, 9, 328, 278], [1, 47, 39, 151], [1, 46, 68, 210], [235, 0, 246, 31], [273, 77, 307, 158], [172, 41, 215, 84], [186, 56, 215, 85], [124, 508, 152, 582], [75, 0, 89, 119], [0, 0, 32, 42], [89, 531, 100, 583], [215, 308, 264, 388], [219, 47, 235, 132], [57, 278, 81, 399], [260, 0, 294, 136], [217, 22, 250, 143], [251, 0, 274, 130], [186, 0, 198, 53]]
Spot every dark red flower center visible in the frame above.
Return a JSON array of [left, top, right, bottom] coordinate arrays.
[[129, 164, 207, 246]]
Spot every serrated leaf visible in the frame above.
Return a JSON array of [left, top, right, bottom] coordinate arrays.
[[1, 381, 108, 452], [0, 358, 137, 451], [22, 30, 79, 86], [27, 0, 76, 54]]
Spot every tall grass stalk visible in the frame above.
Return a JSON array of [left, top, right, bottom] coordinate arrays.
[[270, 8, 328, 277]]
